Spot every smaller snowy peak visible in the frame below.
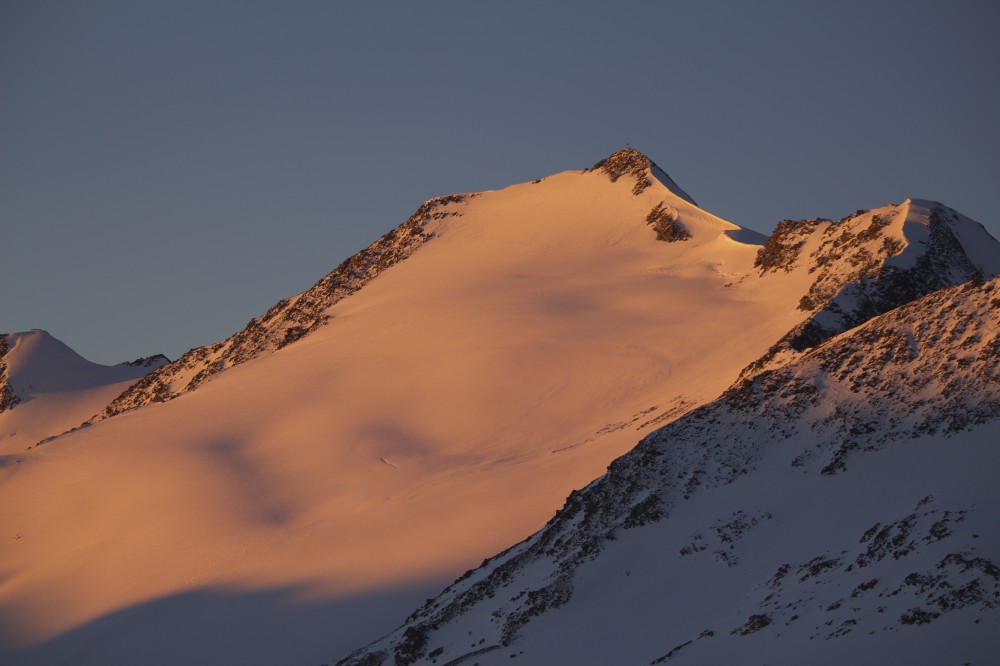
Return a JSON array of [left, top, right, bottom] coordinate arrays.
[[744, 200, 1000, 377], [589, 147, 697, 205], [757, 199, 998, 285], [0, 330, 166, 413], [894, 199, 1000, 280]]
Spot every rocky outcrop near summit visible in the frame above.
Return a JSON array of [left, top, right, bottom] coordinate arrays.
[[589, 147, 698, 205], [335, 277, 1000, 666], [86, 194, 472, 424]]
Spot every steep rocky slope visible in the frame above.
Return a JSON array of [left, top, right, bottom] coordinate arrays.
[[336, 277, 1000, 666], [86, 194, 471, 423]]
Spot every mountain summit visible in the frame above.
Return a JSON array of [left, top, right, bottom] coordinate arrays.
[[589, 147, 698, 205]]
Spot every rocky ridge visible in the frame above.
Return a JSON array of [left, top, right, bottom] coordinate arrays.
[[118, 354, 171, 368], [335, 276, 1000, 666], [85, 194, 472, 424], [742, 200, 999, 380]]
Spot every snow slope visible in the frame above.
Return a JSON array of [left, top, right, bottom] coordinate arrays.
[[338, 277, 1000, 666], [0, 330, 167, 454], [1, 150, 995, 665]]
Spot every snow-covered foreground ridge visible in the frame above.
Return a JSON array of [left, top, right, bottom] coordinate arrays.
[[1, 148, 998, 666], [336, 277, 1000, 666]]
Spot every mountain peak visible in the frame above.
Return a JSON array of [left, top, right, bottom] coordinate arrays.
[[898, 199, 1000, 279], [0, 328, 168, 448], [591, 147, 652, 179], [590, 147, 697, 205]]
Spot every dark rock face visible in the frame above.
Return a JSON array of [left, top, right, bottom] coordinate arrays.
[[646, 203, 691, 242], [590, 147, 655, 195], [0, 335, 20, 413], [334, 278, 1000, 666], [753, 218, 823, 273], [730, 613, 772, 636], [589, 147, 698, 204], [88, 194, 471, 424]]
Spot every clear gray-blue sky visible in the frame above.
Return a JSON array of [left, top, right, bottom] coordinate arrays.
[[2, 1, 998, 364]]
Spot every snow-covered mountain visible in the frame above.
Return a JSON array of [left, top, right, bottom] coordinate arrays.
[[1, 149, 996, 666], [80, 153, 998, 429], [0, 330, 167, 453], [80, 149, 744, 426], [336, 276, 1000, 666]]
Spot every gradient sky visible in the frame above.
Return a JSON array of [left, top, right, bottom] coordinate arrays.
[[3, 0, 998, 364]]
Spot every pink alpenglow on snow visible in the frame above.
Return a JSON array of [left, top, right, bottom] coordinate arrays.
[[1, 150, 997, 666]]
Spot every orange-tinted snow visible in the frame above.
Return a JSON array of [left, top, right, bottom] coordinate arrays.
[[0, 168, 818, 655]]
